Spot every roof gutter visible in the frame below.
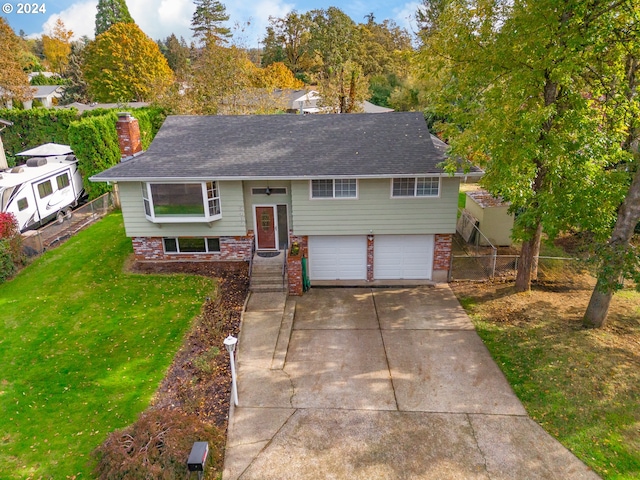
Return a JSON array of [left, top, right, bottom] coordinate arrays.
[[90, 171, 484, 183]]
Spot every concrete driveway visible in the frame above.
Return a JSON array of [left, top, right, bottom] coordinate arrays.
[[223, 286, 599, 479]]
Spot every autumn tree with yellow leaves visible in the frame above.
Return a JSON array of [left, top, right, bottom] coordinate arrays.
[[83, 23, 173, 102], [42, 19, 73, 75], [0, 18, 33, 105]]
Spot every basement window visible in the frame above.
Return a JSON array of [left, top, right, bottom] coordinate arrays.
[[142, 181, 221, 223], [163, 237, 221, 254]]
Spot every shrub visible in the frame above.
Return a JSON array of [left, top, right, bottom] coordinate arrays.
[[0, 212, 22, 282], [0, 240, 15, 282], [92, 408, 224, 479]]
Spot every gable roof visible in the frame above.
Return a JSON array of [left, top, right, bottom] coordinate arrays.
[[92, 112, 480, 182]]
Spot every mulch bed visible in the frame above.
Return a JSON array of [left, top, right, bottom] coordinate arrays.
[[128, 260, 250, 427]]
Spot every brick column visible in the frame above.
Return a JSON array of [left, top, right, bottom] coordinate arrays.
[[433, 234, 453, 282], [287, 253, 303, 295]]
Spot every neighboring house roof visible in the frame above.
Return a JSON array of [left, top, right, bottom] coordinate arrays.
[[92, 112, 482, 182], [55, 101, 150, 112], [466, 189, 510, 208], [362, 101, 394, 114], [33, 86, 64, 99]]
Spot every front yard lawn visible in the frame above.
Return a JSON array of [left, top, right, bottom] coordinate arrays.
[[0, 213, 215, 478], [452, 280, 640, 479]]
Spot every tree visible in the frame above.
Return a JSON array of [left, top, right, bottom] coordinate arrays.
[[83, 23, 173, 102], [262, 12, 315, 75], [417, 0, 626, 292], [158, 34, 190, 79], [95, 0, 134, 36], [308, 7, 359, 77], [183, 43, 254, 114], [0, 18, 32, 105], [317, 60, 369, 113], [60, 39, 91, 104], [191, 0, 231, 46], [42, 18, 73, 75], [583, 3, 640, 328], [253, 62, 304, 89]]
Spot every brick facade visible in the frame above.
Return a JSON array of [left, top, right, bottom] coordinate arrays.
[[116, 113, 143, 159], [132, 234, 254, 262], [433, 233, 453, 282], [367, 235, 374, 281], [287, 234, 308, 295]]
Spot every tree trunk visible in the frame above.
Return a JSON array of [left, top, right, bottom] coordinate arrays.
[[531, 222, 543, 280], [583, 277, 615, 328], [583, 167, 640, 328], [515, 221, 543, 292]]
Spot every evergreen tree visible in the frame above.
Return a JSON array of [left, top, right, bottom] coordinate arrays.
[[95, 0, 134, 36], [191, 0, 231, 45], [60, 39, 90, 104]]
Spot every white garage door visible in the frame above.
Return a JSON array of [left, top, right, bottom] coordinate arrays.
[[308, 235, 367, 280], [374, 235, 434, 280]]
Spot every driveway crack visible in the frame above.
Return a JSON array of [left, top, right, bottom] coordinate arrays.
[[372, 288, 400, 411], [467, 413, 491, 478]]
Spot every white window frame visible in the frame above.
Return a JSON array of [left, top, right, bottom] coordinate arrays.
[[310, 179, 358, 199], [163, 237, 221, 254], [142, 181, 222, 223], [391, 177, 441, 198]]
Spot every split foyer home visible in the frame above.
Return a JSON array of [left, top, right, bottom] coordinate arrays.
[[91, 112, 480, 294]]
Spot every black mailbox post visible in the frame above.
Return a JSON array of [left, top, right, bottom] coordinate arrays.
[[188, 441, 209, 477]]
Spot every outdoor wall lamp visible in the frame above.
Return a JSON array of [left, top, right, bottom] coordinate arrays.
[[224, 335, 239, 406]]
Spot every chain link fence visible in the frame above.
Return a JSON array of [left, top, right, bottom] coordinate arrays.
[[450, 253, 585, 282], [21, 193, 114, 255]]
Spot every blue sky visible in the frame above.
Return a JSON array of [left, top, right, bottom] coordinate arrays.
[[1, 0, 422, 46]]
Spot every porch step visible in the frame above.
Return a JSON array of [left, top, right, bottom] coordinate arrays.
[[250, 251, 286, 293]]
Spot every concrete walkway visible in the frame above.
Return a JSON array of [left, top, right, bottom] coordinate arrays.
[[223, 286, 599, 479]]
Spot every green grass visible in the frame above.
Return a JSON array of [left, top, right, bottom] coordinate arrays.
[[458, 288, 640, 479], [0, 213, 215, 479]]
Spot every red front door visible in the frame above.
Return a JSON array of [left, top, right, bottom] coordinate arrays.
[[255, 206, 277, 249]]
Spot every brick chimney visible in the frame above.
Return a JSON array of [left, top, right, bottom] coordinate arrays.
[[116, 112, 142, 160]]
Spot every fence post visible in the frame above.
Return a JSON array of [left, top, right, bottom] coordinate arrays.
[[492, 249, 497, 279]]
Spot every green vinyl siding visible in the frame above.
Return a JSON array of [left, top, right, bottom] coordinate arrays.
[[242, 180, 292, 230], [118, 181, 247, 238], [291, 177, 460, 235]]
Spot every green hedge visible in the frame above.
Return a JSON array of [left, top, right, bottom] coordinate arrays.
[[1, 107, 168, 199], [68, 113, 120, 200], [0, 108, 79, 165]]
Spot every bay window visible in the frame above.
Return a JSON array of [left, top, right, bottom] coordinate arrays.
[[142, 181, 221, 223]]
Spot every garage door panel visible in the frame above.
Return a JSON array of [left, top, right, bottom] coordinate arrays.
[[309, 236, 367, 280], [374, 235, 434, 280]]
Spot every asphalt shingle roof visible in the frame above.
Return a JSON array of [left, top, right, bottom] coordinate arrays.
[[92, 112, 464, 181]]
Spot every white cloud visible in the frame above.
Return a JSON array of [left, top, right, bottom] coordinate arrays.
[[128, 0, 194, 41], [41, 1, 97, 40], [36, 0, 294, 46]]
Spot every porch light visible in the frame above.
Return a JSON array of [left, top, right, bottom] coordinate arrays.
[[224, 335, 239, 406]]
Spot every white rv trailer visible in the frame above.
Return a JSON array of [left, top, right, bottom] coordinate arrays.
[[0, 143, 85, 232]]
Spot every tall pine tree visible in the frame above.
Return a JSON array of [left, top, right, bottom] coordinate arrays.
[[191, 0, 231, 45], [95, 0, 134, 36]]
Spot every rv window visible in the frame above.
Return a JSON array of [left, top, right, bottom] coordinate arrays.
[[57, 173, 70, 189], [38, 180, 53, 198], [17, 198, 28, 211]]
